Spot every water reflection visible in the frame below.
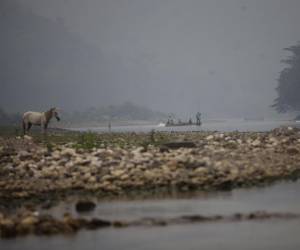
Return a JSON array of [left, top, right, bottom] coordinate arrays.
[[41, 180, 300, 221]]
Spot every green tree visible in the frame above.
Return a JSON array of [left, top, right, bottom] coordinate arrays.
[[272, 42, 300, 113]]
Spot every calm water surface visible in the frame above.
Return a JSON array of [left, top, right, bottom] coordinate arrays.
[[70, 119, 297, 133], [2, 180, 300, 250]]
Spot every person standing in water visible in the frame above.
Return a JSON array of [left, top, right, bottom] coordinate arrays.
[[196, 112, 202, 126]]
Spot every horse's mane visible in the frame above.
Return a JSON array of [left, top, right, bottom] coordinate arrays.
[[44, 108, 55, 123]]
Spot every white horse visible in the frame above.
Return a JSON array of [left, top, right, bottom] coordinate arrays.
[[22, 107, 60, 134]]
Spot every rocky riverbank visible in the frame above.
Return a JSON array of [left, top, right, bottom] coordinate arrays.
[[1, 210, 299, 238], [1, 127, 300, 203], [1, 126, 300, 237]]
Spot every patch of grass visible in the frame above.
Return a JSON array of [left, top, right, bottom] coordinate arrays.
[[45, 141, 54, 152], [74, 132, 104, 150], [0, 125, 182, 150]]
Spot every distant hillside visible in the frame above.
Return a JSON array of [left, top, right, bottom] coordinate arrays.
[[0, 0, 120, 111]]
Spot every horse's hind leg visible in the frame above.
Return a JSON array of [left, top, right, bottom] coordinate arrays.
[[27, 123, 32, 132], [23, 121, 30, 135], [43, 124, 48, 136]]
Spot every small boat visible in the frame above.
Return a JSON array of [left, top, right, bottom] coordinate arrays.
[[165, 113, 202, 127], [165, 122, 201, 127]]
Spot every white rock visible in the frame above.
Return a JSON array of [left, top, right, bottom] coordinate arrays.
[[23, 135, 32, 140], [120, 174, 129, 180], [194, 167, 208, 175], [251, 140, 261, 146], [206, 135, 214, 141], [61, 148, 76, 157], [111, 169, 126, 177], [52, 150, 61, 160]]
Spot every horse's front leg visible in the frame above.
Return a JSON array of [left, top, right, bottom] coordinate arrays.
[[43, 123, 48, 134], [27, 123, 32, 132], [41, 122, 46, 134]]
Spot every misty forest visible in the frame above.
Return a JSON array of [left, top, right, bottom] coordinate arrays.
[[273, 43, 300, 114], [1, 1, 300, 249]]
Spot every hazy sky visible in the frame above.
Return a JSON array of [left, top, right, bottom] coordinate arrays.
[[3, 0, 300, 118]]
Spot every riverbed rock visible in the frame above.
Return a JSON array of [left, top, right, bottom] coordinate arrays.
[[86, 218, 111, 229], [111, 169, 126, 177], [60, 148, 76, 157], [20, 216, 38, 226], [286, 147, 299, 155], [161, 141, 197, 149], [18, 150, 32, 161], [206, 135, 214, 141], [75, 200, 96, 213], [0, 218, 16, 238], [23, 135, 33, 141], [251, 139, 261, 147]]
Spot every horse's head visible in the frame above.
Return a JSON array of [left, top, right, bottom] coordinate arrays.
[[51, 108, 61, 121]]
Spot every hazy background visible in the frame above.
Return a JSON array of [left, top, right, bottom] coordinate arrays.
[[1, 0, 300, 119]]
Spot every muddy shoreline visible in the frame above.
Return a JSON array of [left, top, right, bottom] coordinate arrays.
[[1, 126, 300, 237]]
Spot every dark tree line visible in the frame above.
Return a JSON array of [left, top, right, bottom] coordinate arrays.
[[272, 42, 300, 113]]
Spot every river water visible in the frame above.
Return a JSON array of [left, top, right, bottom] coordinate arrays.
[[2, 180, 300, 250], [70, 119, 297, 133]]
